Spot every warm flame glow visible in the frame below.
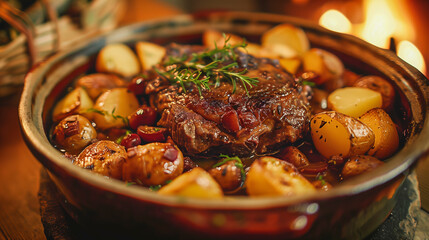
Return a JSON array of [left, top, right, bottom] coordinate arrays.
[[319, 10, 352, 34], [397, 41, 426, 74], [360, 0, 415, 48], [317, 1, 426, 76]]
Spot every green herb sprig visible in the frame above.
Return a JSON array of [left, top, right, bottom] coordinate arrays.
[[301, 80, 316, 87], [149, 180, 172, 192], [115, 130, 133, 144], [316, 175, 327, 186], [213, 154, 246, 182], [86, 107, 129, 126], [161, 34, 259, 96]]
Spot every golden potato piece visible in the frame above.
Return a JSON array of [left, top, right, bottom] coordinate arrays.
[[96, 43, 140, 77], [261, 23, 310, 57], [75, 73, 126, 100], [279, 58, 301, 74], [246, 157, 315, 197], [208, 160, 243, 193], [52, 115, 97, 155], [353, 76, 396, 112], [158, 167, 223, 199], [341, 155, 384, 180], [359, 108, 399, 159], [302, 48, 344, 85], [135, 41, 166, 71], [122, 143, 184, 186], [52, 87, 94, 122], [277, 146, 310, 168], [310, 111, 375, 159], [203, 30, 244, 49], [93, 88, 139, 130], [328, 87, 382, 118], [75, 140, 127, 179], [202, 30, 264, 57]]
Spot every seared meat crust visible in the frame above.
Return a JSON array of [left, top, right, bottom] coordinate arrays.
[[145, 44, 311, 156]]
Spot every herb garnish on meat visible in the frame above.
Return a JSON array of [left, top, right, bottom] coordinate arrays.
[[159, 34, 259, 96]]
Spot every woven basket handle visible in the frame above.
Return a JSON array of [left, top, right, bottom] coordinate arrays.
[[41, 0, 60, 52], [0, 0, 60, 67]]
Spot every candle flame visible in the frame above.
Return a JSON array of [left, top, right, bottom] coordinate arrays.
[[319, 10, 352, 34], [397, 41, 426, 74], [360, 0, 415, 49]]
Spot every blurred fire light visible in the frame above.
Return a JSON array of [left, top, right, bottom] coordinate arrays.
[[319, 10, 352, 34], [397, 41, 426, 74], [318, 0, 426, 74]]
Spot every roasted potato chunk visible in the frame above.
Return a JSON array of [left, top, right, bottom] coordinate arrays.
[[302, 48, 344, 85], [75, 73, 126, 100], [341, 155, 384, 180], [328, 87, 382, 118], [359, 108, 399, 159], [312, 178, 333, 191], [158, 167, 223, 199], [52, 87, 94, 122], [261, 23, 310, 57], [93, 88, 140, 130], [203, 30, 265, 57], [75, 140, 127, 179], [279, 58, 301, 74], [277, 146, 310, 168], [353, 76, 396, 112], [208, 160, 244, 193], [246, 157, 315, 197], [96, 43, 141, 77], [135, 41, 166, 71], [122, 143, 184, 186], [52, 115, 97, 155], [310, 111, 375, 159]]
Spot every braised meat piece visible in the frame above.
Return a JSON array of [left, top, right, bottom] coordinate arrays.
[[143, 43, 311, 156]]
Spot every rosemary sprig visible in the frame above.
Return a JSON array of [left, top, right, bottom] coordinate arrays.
[[213, 154, 246, 182], [161, 34, 259, 96]]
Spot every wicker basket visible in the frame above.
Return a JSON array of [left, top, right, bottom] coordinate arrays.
[[0, 0, 124, 97]]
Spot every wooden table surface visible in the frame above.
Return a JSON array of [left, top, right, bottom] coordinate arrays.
[[0, 94, 45, 239]]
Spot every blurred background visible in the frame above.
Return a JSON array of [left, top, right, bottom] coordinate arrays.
[[122, 0, 428, 77], [1, 0, 427, 96]]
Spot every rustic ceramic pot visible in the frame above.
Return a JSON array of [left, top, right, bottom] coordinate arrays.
[[19, 12, 429, 239]]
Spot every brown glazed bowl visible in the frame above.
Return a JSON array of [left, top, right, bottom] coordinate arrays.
[[19, 12, 429, 239]]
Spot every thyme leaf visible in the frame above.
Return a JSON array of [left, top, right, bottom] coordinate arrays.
[[161, 34, 259, 96], [86, 108, 129, 126]]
